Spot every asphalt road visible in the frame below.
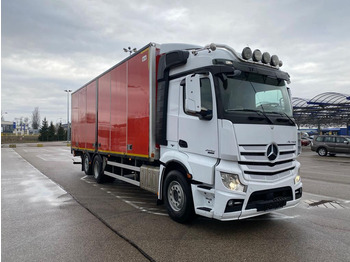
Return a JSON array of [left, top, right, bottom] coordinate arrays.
[[2, 144, 350, 262]]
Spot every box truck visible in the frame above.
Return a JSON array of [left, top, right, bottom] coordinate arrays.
[[71, 42, 302, 223]]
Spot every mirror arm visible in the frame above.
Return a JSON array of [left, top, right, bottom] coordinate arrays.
[[198, 109, 212, 120]]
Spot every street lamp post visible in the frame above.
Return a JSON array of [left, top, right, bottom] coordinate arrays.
[[64, 89, 72, 143]]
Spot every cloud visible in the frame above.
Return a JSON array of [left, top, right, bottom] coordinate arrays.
[[2, 0, 350, 124]]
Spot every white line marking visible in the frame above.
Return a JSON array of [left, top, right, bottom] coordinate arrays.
[[80, 175, 167, 216], [303, 192, 350, 203]]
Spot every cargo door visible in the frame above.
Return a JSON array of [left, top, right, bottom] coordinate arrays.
[[98, 73, 111, 152], [127, 49, 150, 158], [110, 63, 127, 154]]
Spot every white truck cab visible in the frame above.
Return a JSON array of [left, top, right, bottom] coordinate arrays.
[[156, 43, 302, 222]]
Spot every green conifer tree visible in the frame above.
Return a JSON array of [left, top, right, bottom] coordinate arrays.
[[48, 121, 56, 141], [38, 118, 49, 141], [57, 123, 65, 141]]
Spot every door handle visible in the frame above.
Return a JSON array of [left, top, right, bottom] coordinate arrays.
[[179, 140, 188, 148]]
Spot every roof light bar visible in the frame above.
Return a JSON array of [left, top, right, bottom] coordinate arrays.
[[240, 47, 283, 67]]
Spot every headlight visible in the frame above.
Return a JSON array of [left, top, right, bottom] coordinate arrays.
[[220, 173, 247, 192], [294, 175, 301, 184]]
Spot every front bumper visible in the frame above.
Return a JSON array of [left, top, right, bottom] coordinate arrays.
[[191, 161, 302, 221], [215, 185, 302, 221]]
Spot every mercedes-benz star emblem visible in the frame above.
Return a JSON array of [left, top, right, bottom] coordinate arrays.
[[267, 144, 278, 161]]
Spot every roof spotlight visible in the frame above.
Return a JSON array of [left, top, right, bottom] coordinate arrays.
[[242, 47, 252, 60], [279, 60, 283, 67], [253, 49, 262, 62], [262, 52, 271, 64], [270, 55, 279, 66]]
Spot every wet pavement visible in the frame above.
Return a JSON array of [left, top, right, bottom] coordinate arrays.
[[2, 145, 350, 261], [1, 148, 147, 261]]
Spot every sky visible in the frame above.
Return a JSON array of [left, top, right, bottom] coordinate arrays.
[[1, 0, 350, 125]]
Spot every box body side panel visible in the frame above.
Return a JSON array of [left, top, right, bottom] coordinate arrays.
[[71, 91, 79, 148], [110, 63, 127, 154], [73, 44, 157, 159], [86, 82, 97, 150], [98, 73, 111, 151], [78, 88, 87, 149], [127, 49, 150, 157]]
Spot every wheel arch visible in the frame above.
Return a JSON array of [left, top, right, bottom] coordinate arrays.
[[158, 152, 193, 201]]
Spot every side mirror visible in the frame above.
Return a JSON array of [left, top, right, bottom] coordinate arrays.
[[184, 74, 201, 113]]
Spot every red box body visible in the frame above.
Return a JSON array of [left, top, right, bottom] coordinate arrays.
[[72, 44, 158, 159]]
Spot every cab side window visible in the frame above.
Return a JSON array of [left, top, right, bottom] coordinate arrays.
[[200, 78, 213, 111]]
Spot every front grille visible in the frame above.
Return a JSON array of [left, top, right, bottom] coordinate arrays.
[[244, 166, 295, 176], [239, 144, 296, 181]]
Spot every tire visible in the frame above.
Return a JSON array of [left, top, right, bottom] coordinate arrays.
[[83, 153, 92, 175], [93, 155, 105, 183], [317, 147, 327, 156], [163, 170, 195, 223]]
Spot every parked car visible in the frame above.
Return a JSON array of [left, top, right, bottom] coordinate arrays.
[[301, 138, 310, 146], [311, 135, 350, 156]]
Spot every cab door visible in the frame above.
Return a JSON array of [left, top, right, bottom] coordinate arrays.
[[178, 73, 218, 158]]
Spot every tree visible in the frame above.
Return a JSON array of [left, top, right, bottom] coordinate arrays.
[[38, 118, 49, 141], [57, 123, 65, 141], [48, 121, 56, 141], [32, 107, 40, 130]]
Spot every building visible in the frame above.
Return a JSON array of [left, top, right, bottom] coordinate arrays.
[[1, 121, 15, 134]]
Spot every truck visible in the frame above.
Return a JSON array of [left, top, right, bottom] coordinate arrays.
[[71, 42, 302, 223]]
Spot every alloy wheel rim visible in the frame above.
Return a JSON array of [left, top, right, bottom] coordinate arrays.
[[168, 181, 184, 212]]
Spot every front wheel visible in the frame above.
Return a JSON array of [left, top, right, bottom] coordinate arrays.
[[318, 147, 327, 156], [163, 170, 195, 223]]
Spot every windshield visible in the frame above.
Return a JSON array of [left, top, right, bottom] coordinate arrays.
[[217, 72, 293, 117]]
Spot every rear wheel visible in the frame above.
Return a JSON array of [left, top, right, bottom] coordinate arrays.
[[164, 170, 195, 223], [318, 147, 327, 156], [93, 155, 105, 183], [83, 153, 92, 175]]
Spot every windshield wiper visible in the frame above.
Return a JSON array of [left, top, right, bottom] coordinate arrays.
[[269, 111, 296, 125], [226, 109, 273, 124]]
